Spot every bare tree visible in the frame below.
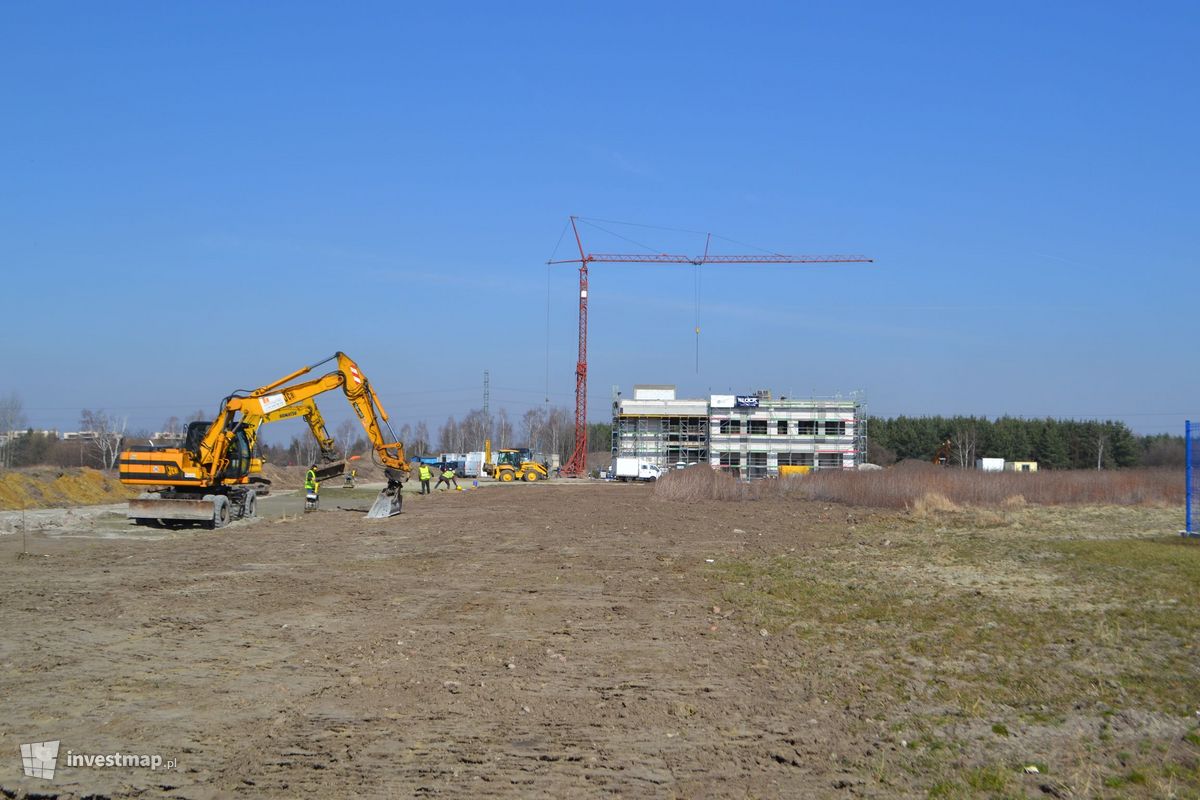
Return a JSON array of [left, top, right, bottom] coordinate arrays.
[[411, 421, 431, 456], [521, 408, 547, 452], [334, 419, 356, 459], [0, 392, 26, 469], [547, 407, 571, 464], [161, 416, 182, 436], [460, 409, 492, 451], [495, 409, 513, 449], [438, 415, 459, 453], [951, 425, 977, 469], [289, 434, 321, 467], [80, 409, 127, 471], [188, 408, 209, 422]]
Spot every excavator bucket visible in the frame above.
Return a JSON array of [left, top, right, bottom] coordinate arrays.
[[366, 469, 407, 519], [366, 485, 402, 518], [313, 461, 346, 482]]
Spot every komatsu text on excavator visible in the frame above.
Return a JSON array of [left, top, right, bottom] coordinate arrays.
[[118, 352, 409, 527]]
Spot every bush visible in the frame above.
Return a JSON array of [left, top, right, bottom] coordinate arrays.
[[652, 466, 753, 502], [654, 463, 1183, 508]]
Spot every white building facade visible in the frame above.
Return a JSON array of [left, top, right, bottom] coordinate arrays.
[[612, 385, 865, 479]]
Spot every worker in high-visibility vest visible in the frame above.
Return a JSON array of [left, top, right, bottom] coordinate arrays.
[[304, 466, 320, 509], [436, 465, 457, 490], [418, 463, 432, 495]]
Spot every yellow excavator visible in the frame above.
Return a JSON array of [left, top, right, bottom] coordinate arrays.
[[118, 352, 409, 527], [483, 439, 549, 482]]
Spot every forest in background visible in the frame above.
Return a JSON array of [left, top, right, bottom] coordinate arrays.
[[0, 391, 1185, 471]]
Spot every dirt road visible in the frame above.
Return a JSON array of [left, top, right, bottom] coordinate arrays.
[[0, 483, 1195, 798]]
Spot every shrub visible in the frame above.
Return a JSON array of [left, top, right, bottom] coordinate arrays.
[[653, 463, 1182, 508]]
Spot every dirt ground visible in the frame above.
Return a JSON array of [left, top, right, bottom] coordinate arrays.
[[0, 482, 1197, 799]]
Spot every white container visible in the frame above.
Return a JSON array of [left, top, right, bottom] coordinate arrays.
[[976, 457, 1005, 472], [463, 452, 485, 477]]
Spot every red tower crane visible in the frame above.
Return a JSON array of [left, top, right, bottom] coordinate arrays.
[[549, 216, 873, 477]]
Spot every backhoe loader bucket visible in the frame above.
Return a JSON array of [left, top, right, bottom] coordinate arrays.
[[366, 485, 402, 518]]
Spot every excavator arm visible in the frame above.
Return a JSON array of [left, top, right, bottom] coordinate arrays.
[[232, 353, 406, 465], [242, 397, 341, 479], [219, 353, 409, 517]]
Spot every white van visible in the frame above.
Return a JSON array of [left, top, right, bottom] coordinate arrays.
[[613, 457, 663, 482]]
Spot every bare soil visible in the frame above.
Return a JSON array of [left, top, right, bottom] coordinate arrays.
[[0, 483, 1196, 799]]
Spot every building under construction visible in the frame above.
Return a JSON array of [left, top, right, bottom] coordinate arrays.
[[611, 385, 865, 479]]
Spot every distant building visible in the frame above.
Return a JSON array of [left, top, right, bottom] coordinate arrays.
[[1005, 461, 1038, 472], [0, 430, 59, 447], [976, 457, 1005, 472], [612, 385, 865, 479]]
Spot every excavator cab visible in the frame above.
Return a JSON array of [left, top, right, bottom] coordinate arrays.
[[182, 419, 253, 481], [182, 420, 209, 459], [496, 450, 522, 469], [222, 426, 252, 481]]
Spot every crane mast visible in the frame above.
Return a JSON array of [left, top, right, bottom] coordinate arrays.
[[549, 216, 873, 477]]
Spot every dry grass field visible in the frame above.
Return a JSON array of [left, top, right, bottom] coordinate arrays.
[[656, 463, 1183, 509], [0, 478, 1196, 798]]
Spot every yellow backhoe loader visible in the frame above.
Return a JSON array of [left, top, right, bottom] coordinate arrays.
[[483, 439, 549, 482], [119, 352, 409, 527]]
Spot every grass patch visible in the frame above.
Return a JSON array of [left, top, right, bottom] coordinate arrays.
[[703, 506, 1200, 798], [1103, 769, 1147, 788], [964, 764, 1009, 792], [709, 513, 1200, 718]]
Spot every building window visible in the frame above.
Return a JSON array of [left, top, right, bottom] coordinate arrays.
[[748, 420, 768, 435], [777, 452, 814, 467], [718, 452, 741, 474], [719, 419, 741, 434], [776, 420, 788, 435], [797, 420, 817, 435], [818, 452, 844, 469], [748, 451, 768, 479], [824, 420, 846, 436]]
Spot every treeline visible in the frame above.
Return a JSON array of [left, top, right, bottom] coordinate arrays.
[[868, 416, 1185, 469], [0, 431, 94, 469], [0, 389, 615, 470], [231, 408, 615, 468]]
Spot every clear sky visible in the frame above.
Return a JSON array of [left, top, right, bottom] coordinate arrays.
[[2, 1, 1196, 443]]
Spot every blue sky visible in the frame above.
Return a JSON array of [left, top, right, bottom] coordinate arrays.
[[1, 1, 1196, 442]]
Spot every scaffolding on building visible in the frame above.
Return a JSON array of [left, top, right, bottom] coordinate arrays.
[[611, 386, 866, 479]]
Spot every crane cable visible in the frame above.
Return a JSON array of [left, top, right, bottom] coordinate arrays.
[[545, 220, 569, 406]]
